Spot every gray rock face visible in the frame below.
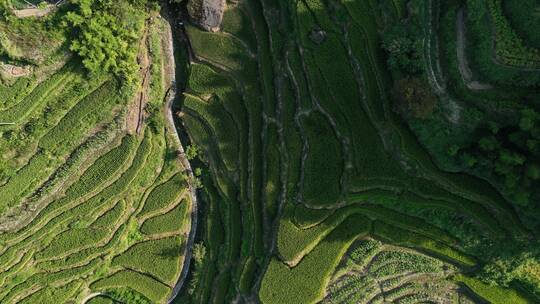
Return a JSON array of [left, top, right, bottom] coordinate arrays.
[[187, 0, 226, 32]]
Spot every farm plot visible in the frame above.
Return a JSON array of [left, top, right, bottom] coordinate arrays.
[[320, 238, 471, 304], [1, 0, 539, 302], [0, 11, 192, 304], [176, 0, 539, 303]]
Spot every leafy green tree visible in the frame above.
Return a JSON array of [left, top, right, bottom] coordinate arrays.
[[479, 136, 499, 152], [520, 109, 539, 131], [64, 0, 146, 85], [526, 163, 540, 180], [392, 77, 437, 119], [186, 144, 200, 160], [477, 240, 540, 297], [454, 108, 540, 210]]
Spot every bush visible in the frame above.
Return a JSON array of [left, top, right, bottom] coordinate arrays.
[[18, 280, 81, 304], [63, 135, 136, 198], [35, 227, 110, 260], [392, 77, 437, 119], [466, 0, 540, 86]]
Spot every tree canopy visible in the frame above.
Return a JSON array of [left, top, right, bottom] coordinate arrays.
[[63, 0, 147, 84]]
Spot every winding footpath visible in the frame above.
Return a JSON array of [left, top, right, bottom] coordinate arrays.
[[81, 12, 196, 304], [161, 13, 199, 304], [456, 8, 492, 91]]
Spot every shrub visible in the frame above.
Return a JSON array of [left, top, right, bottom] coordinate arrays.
[[35, 228, 110, 260], [0, 152, 50, 212], [64, 135, 136, 198], [18, 280, 81, 304]]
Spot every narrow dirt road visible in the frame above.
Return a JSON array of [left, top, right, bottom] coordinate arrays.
[[13, 6, 53, 18], [80, 292, 103, 304], [161, 9, 199, 304], [456, 8, 492, 90]]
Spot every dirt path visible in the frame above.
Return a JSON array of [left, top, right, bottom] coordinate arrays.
[[127, 23, 151, 135], [0, 63, 32, 78], [424, 0, 462, 124], [456, 8, 492, 91], [12, 6, 53, 18], [161, 9, 200, 304], [80, 292, 103, 304]]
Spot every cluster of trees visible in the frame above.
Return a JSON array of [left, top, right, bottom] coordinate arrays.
[[392, 77, 437, 119], [382, 2, 437, 120], [452, 109, 540, 208], [186, 243, 206, 296], [382, 21, 424, 76], [474, 238, 540, 299], [62, 0, 149, 85]]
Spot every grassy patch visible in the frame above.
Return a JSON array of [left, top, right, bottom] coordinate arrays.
[[260, 214, 370, 304]]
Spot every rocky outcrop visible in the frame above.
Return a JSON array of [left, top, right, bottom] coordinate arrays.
[[187, 0, 226, 32]]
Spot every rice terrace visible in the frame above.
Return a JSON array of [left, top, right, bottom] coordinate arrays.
[[0, 0, 539, 303]]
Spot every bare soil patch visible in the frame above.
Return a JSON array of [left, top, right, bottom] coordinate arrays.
[[12, 5, 54, 18]]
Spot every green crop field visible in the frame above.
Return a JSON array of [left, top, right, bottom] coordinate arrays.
[[1, 0, 540, 303], [0, 3, 192, 303], [174, 0, 540, 303]]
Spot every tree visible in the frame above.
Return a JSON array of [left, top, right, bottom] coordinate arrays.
[[186, 144, 200, 160], [393, 77, 437, 119], [454, 109, 540, 209], [64, 0, 146, 85], [520, 109, 539, 131], [526, 163, 540, 180], [382, 18, 424, 75], [479, 136, 499, 152]]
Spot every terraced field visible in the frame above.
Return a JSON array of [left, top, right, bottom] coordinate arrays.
[[0, 7, 193, 303], [322, 239, 463, 304], [173, 0, 540, 303], [1, 0, 540, 303]]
